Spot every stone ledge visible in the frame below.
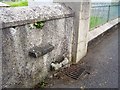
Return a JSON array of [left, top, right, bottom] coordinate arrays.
[[0, 3, 74, 29]]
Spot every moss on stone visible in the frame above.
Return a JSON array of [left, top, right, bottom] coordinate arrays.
[[33, 21, 45, 29]]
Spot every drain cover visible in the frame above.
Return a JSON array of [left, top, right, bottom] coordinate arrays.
[[63, 65, 86, 80]]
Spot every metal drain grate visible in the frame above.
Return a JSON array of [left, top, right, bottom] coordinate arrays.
[[63, 65, 86, 80]]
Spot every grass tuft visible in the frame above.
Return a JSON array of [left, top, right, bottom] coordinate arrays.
[[90, 16, 107, 30], [4, 0, 28, 7]]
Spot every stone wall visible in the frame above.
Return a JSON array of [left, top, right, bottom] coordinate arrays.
[[28, 1, 91, 63], [0, 20, 2, 90], [0, 4, 74, 88]]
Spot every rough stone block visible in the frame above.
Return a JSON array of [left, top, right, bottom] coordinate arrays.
[[2, 17, 74, 88], [29, 44, 54, 58]]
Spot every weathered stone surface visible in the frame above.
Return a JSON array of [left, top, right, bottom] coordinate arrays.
[[0, 21, 2, 90], [0, 4, 74, 88], [29, 44, 54, 58], [2, 17, 74, 88], [0, 3, 74, 29]]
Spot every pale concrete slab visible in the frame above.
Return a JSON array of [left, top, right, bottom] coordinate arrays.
[[0, 2, 9, 7]]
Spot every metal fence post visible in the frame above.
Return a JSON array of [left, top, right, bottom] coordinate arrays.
[[107, 5, 110, 22]]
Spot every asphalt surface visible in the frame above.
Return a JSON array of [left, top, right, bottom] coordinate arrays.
[[45, 25, 119, 88]]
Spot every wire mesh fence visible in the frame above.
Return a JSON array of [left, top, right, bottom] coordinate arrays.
[[90, 3, 120, 30]]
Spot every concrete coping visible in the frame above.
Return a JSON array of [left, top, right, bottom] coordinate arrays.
[[0, 2, 10, 7], [0, 3, 74, 29]]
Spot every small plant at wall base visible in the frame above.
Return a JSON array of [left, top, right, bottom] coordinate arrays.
[[34, 81, 47, 88], [33, 21, 45, 29]]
